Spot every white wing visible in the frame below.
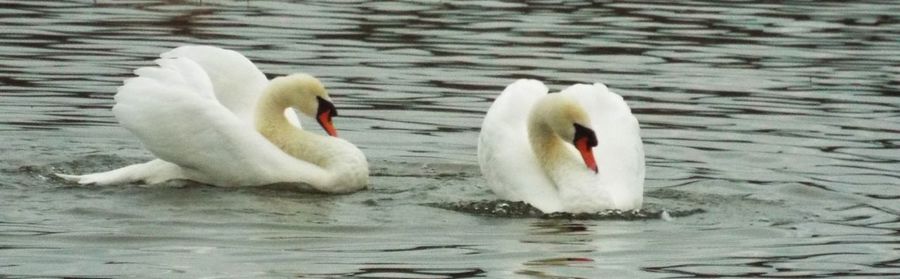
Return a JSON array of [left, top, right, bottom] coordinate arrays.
[[477, 79, 563, 212], [559, 83, 645, 209], [113, 57, 329, 187], [161, 45, 301, 127]]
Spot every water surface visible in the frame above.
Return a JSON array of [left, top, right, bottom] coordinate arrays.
[[1, 0, 899, 278]]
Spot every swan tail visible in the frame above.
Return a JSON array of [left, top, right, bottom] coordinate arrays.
[[55, 159, 186, 186], [55, 166, 140, 185], [54, 173, 96, 185]]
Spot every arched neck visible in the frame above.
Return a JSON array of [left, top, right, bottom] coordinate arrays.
[[528, 117, 573, 181], [255, 88, 293, 136], [254, 88, 334, 168]]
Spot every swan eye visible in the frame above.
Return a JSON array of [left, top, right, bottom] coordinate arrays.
[[573, 123, 597, 147]]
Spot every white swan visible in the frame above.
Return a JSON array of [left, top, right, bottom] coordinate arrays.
[[57, 45, 368, 193], [477, 79, 645, 213]]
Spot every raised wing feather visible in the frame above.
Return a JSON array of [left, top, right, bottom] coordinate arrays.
[[477, 79, 563, 212], [161, 45, 301, 127], [559, 83, 645, 209]]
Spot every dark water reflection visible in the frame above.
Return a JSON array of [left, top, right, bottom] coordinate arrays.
[[1, 0, 899, 278]]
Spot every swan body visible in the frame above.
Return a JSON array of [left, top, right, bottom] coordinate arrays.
[[477, 79, 644, 213], [57, 46, 368, 193]]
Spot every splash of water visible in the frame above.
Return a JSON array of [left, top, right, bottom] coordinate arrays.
[[429, 199, 704, 220]]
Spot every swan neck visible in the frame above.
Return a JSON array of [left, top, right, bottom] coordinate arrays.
[[255, 85, 336, 169], [255, 85, 293, 134], [528, 115, 570, 179]]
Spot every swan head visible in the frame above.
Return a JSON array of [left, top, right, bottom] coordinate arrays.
[[533, 94, 599, 173], [269, 73, 339, 137]]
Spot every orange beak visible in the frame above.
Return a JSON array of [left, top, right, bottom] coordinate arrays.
[[575, 137, 598, 173], [316, 109, 338, 137], [316, 96, 339, 137]]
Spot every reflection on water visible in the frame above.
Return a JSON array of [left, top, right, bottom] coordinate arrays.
[[315, 267, 486, 279], [1, 0, 898, 277]]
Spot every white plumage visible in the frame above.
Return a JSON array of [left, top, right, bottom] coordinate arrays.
[[58, 46, 368, 193], [478, 79, 645, 213]]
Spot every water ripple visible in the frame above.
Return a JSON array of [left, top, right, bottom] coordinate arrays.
[[1, 0, 898, 278]]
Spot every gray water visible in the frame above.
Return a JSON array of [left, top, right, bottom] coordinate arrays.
[[2, 0, 899, 278]]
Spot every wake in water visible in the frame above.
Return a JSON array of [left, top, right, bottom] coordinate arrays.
[[429, 199, 705, 220], [11, 155, 145, 188], [19, 156, 733, 223]]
